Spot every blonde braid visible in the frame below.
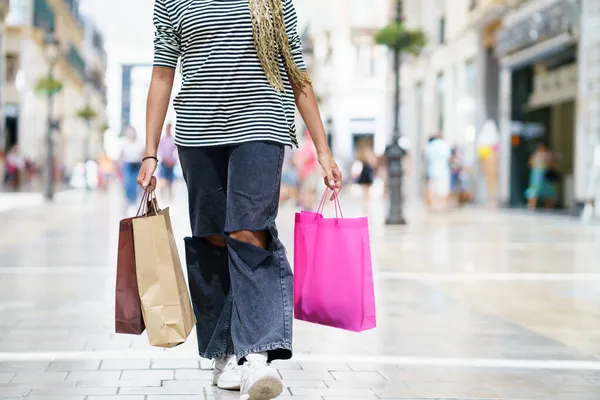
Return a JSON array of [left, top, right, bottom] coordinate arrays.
[[248, 0, 310, 91]]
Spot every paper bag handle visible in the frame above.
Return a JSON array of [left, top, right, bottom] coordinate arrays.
[[135, 188, 160, 217]]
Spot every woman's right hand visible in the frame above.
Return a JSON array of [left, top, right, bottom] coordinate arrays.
[[137, 158, 158, 191]]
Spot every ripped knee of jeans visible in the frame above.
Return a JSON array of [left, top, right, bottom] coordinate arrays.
[[228, 229, 269, 250], [225, 226, 282, 269], [202, 234, 226, 249]]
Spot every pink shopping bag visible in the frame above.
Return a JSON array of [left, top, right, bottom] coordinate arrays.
[[294, 191, 376, 332]]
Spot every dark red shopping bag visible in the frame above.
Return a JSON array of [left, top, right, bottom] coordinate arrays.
[[115, 190, 156, 334]]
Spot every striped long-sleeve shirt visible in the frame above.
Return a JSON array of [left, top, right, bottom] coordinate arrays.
[[153, 0, 307, 147]]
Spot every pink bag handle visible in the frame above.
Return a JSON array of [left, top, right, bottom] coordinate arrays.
[[316, 189, 344, 218]]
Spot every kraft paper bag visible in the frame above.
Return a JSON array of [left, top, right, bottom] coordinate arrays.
[[132, 206, 196, 348]]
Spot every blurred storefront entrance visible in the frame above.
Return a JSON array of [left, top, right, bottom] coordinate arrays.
[[496, 0, 580, 210], [508, 60, 577, 208]]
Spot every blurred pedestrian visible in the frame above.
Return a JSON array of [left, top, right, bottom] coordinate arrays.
[[4, 145, 26, 190], [425, 134, 451, 212], [120, 126, 144, 210], [526, 140, 557, 210], [280, 150, 299, 205], [354, 141, 376, 208], [158, 122, 177, 202], [449, 147, 462, 207], [97, 152, 116, 190], [297, 130, 320, 210], [136, 0, 342, 398]]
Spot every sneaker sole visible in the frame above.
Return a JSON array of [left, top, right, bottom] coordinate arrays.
[[217, 379, 241, 391], [247, 375, 283, 400]]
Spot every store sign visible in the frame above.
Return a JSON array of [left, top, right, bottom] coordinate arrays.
[[495, 0, 578, 57], [529, 64, 578, 108]]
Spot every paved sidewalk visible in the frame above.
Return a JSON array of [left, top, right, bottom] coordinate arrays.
[[1, 186, 600, 399]]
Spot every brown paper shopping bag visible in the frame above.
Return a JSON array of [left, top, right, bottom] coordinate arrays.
[[132, 202, 196, 348]]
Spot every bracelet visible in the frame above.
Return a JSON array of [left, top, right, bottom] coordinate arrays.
[[142, 156, 159, 163]]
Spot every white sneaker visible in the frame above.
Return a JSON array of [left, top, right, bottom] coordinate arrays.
[[213, 356, 241, 391], [240, 354, 283, 400]]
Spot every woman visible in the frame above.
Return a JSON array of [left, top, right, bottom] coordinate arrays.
[[425, 134, 451, 212], [120, 126, 144, 209], [137, 1, 342, 399], [526, 140, 557, 210], [354, 143, 376, 208]]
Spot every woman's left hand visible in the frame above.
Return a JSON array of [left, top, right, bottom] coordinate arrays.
[[318, 152, 343, 199]]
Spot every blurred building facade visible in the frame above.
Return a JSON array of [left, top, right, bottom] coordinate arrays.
[[301, 0, 393, 165], [400, 0, 595, 210], [81, 15, 107, 159], [2, 0, 106, 174], [401, 0, 515, 201]]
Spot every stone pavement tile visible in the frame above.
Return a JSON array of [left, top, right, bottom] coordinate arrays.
[[149, 396, 212, 400], [493, 391, 554, 399], [290, 387, 378, 398], [10, 371, 67, 384], [405, 382, 494, 393], [276, 397, 323, 400], [117, 384, 203, 395], [541, 374, 597, 386], [161, 379, 212, 390], [553, 394, 600, 400], [0, 371, 15, 383], [373, 383, 460, 399], [282, 379, 327, 388], [0, 361, 49, 371], [48, 360, 101, 371], [150, 359, 201, 369], [26, 397, 85, 400], [85, 396, 145, 400], [279, 370, 334, 381], [455, 388, 503, 399], [379, 367, 454, 383], [347, 363, 400, 372], [75, 379, 162, 388], [0, 386, 30, 397], [174, 368, 213, 380], [28, 387, 118, 396], [66, 371, 122, 382], [120, 369, 173, 380], [329, 371, 387, 383], [325, 379, 389, 390], [300, 362, 350, 371], [100, 359, 150, 370], [271, 360, 302, 370]]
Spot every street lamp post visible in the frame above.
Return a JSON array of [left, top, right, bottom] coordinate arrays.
[[385, 0, 406, 225], [43, 32, 60, 201]]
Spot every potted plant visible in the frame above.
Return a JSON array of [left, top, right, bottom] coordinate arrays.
[[77, 106, 98, 122], [35, 76, 64, 96], [374, 21, 427, 55]]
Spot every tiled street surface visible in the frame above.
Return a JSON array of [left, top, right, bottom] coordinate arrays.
[[1, 186, 600, 399]]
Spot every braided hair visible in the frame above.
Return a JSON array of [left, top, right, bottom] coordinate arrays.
[[248, 0, 310, 91]]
